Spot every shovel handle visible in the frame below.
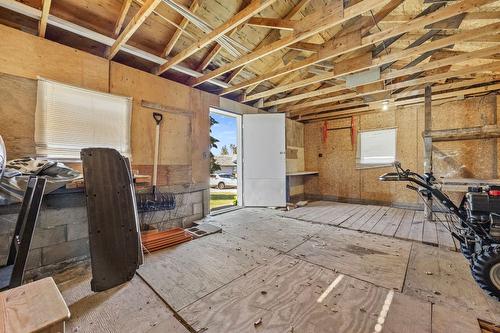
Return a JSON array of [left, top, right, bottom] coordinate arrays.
[[153, 112, 163, 125]]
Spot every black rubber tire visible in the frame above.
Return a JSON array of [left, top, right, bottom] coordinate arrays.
[[471, 246, 500, 301], [217, 182, 225, 190], [460, 242, 473, 262]]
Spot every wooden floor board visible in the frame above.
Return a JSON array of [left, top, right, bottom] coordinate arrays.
[[394, 210, 415, 240], [289, 227, 412, 291], [338, 205, 372, 228], [408, 210, 424, 242], [432, 303, 481, 333], [403, 242, 500, 323], [382, 292, 432, 333], [209, 210, 325, 252], [381, 208, 406, 237], [283, 202, 458, 250], [137, 232, 279, 311], [358, 206, 390, 232], [422, 219, 438, 246], [179, 255, 390, 333], [345, 205, 382, 230], [56, 272, 188, 333]]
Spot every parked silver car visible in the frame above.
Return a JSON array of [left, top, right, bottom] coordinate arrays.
[[210, 173, 237, 189]]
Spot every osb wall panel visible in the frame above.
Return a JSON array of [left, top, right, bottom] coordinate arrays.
[[0, 73, 37, 159], [286, 119, 305, 196], [0, 25, 109, 92], [304, 95, 498, 206], [286, 119, 305, 174], [110, 62, 219, 186]]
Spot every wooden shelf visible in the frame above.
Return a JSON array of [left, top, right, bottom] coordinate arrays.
[[286, 171, 319, 176]]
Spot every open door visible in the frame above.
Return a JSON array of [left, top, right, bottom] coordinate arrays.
[[242, 113, 286, 207]]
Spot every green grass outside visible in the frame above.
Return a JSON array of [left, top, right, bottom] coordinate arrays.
[[210, 192, 236, 210]]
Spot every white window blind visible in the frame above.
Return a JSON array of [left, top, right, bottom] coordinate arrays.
[[35, 79, 132, 160], [358, 128, 397, 167]]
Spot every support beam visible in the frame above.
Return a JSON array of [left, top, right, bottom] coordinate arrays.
[[243, 0, 312, 93], [196, 0, 250, 72], [225, 66, 245, 83], [246, 17, 296, 30], [426, 126, 500, 142], [190, 0, 379, 87], [38, 0, 51, 37], [285, 61, 500, 112], [247, 22, 500, 103], [269, 44, 500, 108], [163, 0, 201, 57], [299, 82, 500, 121], [221, 0, 497, 96], [423, 85, 433, 222], [292, 76, 500, 118], [156, 0, 277, 75], [107, 0, 162, 59], [113, 0, 132, 36]]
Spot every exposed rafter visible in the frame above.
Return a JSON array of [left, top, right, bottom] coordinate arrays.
[[163, 0, 201, 57], [113, 0, 132, 36], [155, 0, 277, 75], [107, 0, 162, 59], [221, 0, 497, 96], [38, 0, 51, 37]]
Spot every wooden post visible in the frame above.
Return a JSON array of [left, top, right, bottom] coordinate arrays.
[[423, 85, 433, 222]]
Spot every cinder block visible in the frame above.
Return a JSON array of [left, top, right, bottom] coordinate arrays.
[[193, 203, 203, 215], [42, 238, 89, 266], [26, 248, 42, 270], [190, 191, 203, 203], [67, 223, 89, 241], [31, 225, 67, 249], [40, 206, 88, 228], [0, 234, 11, 253], [0, 214, 17, 235]]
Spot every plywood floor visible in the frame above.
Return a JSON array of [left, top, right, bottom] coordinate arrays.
[[281, 201, 457, 250], [57, 206, 499, 332]]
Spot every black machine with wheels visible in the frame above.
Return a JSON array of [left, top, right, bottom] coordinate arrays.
[[380, 162, 500, 300]]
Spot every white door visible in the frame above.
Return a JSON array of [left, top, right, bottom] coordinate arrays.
[[242, 113, 286, 207]]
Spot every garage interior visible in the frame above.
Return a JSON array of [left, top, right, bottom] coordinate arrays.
[[0, 0, 500, 331]]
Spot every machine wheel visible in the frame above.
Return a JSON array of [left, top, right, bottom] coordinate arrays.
[[217, 182, 225, 190], [460, 241, 473, 262], [471, 246, 500, 301]]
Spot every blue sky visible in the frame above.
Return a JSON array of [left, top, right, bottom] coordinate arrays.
[[210, 112, 237, 155]]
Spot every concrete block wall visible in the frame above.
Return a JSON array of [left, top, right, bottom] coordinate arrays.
[[0, 187, 207, 280]]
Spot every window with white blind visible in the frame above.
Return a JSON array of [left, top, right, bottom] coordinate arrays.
[[357, 128, 397, 168], [35, 79, 132, 160]]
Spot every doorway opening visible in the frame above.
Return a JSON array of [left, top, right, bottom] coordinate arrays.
[[209, 108, 242, 211]]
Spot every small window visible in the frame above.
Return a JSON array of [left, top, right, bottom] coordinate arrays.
[[35, 79, 132, 161], [357, 128, 397, 168]]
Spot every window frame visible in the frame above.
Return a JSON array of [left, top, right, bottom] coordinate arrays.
[[356, 127, 398, 170], [34, 78, 133, 162]]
